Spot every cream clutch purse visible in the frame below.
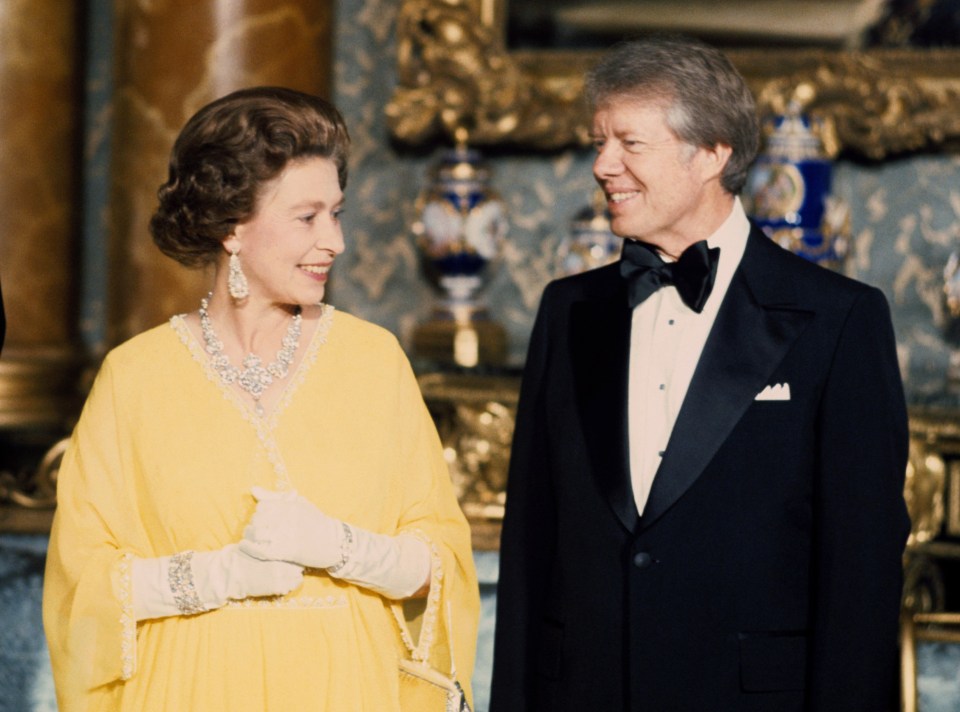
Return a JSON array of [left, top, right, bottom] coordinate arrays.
[[398, 657, 470, 712]]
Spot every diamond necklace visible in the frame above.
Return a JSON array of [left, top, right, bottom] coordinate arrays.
[[198, 293, 302, 417]]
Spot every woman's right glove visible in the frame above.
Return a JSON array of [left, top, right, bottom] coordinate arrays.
[[132, 543, 304, 621], [240, 487, 431, 599]]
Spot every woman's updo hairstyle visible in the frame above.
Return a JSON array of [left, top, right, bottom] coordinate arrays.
[[149, 86, 351, 267]]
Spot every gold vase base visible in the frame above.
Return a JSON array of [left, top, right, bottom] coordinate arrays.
[[413, 309, 507, 369]]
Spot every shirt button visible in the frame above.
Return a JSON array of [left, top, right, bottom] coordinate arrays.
[[668, 319, 675, 325], [633, 552, 653, 569], [658, 383, 665, 390], [658, 450, 665, 457]]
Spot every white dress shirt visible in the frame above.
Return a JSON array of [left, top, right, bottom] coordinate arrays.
[[627, 198, 750, 514]]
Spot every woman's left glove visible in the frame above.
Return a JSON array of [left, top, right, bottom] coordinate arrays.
[[239, 487, 345, 569], [240, 486, 431, 599]]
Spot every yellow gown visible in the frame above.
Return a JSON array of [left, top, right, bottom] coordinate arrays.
[[42, 307, 479, 712]]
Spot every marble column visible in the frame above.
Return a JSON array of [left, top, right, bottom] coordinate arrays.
[[0, 0, 83, 433], [109, 0, 334, 344]]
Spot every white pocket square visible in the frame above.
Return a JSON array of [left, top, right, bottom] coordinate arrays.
[[755, 383, 791, 401]]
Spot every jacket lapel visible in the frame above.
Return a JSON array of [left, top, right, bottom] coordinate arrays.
[[639, 231, 814, 529], [570, 280, 639, 533]]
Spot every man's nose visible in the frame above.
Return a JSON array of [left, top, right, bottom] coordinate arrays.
[[593, 144, 623, 179]]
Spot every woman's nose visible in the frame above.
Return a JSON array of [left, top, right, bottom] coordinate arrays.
[[317, 224, 345, 255]]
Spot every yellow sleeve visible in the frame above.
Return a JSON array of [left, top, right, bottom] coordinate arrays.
[[43, 354, 150, 707], [391, 351, 480, 705]]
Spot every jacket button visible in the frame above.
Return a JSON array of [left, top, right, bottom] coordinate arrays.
[[633, 552, 653, 569]]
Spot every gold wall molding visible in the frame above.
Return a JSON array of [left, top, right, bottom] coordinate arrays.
[[387, 0, 960, 159]]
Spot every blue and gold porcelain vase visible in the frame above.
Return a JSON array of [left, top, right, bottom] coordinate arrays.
[[412, 131, 508, 368], [745, 102, 849, 271], [556, 188, 622, 277]]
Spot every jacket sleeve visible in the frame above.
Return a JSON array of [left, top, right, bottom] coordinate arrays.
[[807, 286, 910, 711], [489, 285, 560, 712]]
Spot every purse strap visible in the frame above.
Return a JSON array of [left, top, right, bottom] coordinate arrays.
[[393, 600, 461, 679], [391, 534, 458, 675]]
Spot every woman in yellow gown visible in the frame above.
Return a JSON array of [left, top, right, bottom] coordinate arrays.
[[42, 87, 479, 712]]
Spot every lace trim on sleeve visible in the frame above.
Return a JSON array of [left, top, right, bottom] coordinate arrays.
[[393, 529, 443, 663], [117, 552, 136, 680]]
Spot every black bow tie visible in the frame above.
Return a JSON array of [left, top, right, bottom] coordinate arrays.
[[620, 239, 720, 313]]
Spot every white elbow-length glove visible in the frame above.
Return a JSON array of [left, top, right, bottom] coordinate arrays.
[[239, 486, 431, 600], [132, 543, 304, 622]]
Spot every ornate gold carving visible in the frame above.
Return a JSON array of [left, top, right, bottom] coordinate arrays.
[[388, 0, 960, 158], [0, 437, 66, 510], [417, 371, 519, 549], [0, 436, 65, 532], [905, 435, 946, 547], [905, 409, 960, 546], [387, 0, 591, 149], [902, 409, 960, 616]]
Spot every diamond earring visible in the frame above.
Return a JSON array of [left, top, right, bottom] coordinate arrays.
[[228, 247, 249, 300]]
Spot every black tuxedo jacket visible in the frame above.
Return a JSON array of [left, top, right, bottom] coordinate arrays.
[[490, 227, 910, 712]]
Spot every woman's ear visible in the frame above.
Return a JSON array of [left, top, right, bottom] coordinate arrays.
[[222, 233, 240, 255]]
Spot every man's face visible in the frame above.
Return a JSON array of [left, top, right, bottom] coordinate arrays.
[[592, 97, 716, 254]]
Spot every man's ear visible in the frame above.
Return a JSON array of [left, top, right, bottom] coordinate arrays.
[[700, 142, 733, 184]]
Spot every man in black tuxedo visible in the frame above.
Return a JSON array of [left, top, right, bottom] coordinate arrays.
[[490, 34, 909, 712]]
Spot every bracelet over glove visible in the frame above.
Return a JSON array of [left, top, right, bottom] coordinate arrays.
[[132, 543, 304, 621], [240, 486, 431, 600]]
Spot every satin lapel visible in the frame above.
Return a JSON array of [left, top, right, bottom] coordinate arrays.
[[570, 291, 638, 533], [639, 235, 813, 529]]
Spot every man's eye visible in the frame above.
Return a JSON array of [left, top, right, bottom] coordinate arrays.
[[299, 213, 316, 224]]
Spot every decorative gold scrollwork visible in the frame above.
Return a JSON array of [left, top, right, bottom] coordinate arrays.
[[417, 371, 519, 549], [905, 437, 946, 547], [388, 0, 960, 158], [387, 0, 590, 149], [0, 437, 66, 510]]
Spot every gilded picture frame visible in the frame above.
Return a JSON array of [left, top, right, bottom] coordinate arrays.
[[387, 0, 960, 159]]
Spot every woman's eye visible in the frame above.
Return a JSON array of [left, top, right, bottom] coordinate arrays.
[[299, 213, 316, 224], [332, 208, 345, 222]]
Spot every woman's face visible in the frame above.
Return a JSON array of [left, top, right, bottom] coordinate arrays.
[[226, 157, 345, 307]]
